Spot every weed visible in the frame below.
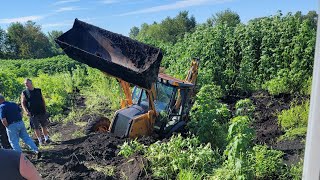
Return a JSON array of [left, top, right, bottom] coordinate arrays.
[[85, 163, 115, 176], [50, 133, 62, 142], [278, 100, 309, 140], [118, 140, 145, 158], [75, 121, 87, 127], [72, 131, 86, 139]]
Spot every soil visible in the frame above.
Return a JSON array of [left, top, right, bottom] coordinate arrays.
[[31, 117, 155, 180], [249, 91, 305, 165]]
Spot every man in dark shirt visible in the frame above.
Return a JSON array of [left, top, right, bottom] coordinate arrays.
[[21, 79, 51, 145], [0, 94, 40, 157], [0, 149, 42, 180]]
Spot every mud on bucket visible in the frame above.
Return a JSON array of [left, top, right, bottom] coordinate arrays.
[[55, 19, 163, 90]]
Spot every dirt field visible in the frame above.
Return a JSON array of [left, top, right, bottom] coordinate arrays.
[[29, 91, 305, 179]]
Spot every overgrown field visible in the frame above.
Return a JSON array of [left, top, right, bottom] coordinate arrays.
[[0, 11, 315, 179]]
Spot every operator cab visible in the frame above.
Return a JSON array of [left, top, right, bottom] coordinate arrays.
[[131, 73, 194, 137]]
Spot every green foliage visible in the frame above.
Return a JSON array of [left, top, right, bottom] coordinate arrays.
[[177, 169, 204, 180], [264, 70, 292, 95], [278, 100, 309, 140], [146, 135, 221, 179], [47, 30, 64, 56], [0, 71, 24, 101], [118, 140, 145, 158], [136, 11, 196, 44], [225, 116, 254, 160], [0, 55, 82, 77], [250, 145, 284, 179], [82, 68, 121, 112], [289, 160, 303, 180], [5, 21, 52, 59], [207, 9, 241, 27], [235, 98, 255, 117], [164, 11, 316, 96], [129, 26, 140, 39], [32, 73, 73, 116], [212, 116, 255, 180], [189, 84, 230, 148]]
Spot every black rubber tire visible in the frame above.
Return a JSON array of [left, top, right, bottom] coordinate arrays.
[[85, 116, 111, 135]]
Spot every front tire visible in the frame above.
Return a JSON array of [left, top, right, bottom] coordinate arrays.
[[85, 116, 111, 135]]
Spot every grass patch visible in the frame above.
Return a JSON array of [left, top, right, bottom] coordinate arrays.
[[72, 130, 86, 139], [40, 145, 55, 150], [50, 133, 62, 142], [75, 121, 87, 127], [85, 163, 115, 176], [278, 100, 309, 140]]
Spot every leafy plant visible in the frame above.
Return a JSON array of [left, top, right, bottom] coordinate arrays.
[[146, 135, 221, 179], [250, 145, 285, 179], [189, 84, 230, 148], [278, 100, 309, 140], [212, 116, 255, 180], [118, 140, 145, 158], [235, 98, 255, 117]]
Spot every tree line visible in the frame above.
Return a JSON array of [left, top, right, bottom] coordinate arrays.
[[0, 21, 63, 59]]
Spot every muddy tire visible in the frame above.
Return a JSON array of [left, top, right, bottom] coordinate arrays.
[[85, 116, 111, 135]]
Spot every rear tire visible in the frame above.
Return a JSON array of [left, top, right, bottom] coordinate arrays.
[[85, 116, 111, 135]]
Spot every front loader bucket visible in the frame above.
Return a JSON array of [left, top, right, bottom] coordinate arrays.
[[55, 19, 163, 89]]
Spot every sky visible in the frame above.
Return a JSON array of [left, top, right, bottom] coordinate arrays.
[[0, 0, 317, 36]]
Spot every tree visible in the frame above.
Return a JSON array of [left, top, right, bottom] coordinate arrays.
[[136, 11, 196, 44], [129, 26, 139, 39], [207, 9, 241, 27], [6, 21, 52, 59], [0, 27, 6, 58], [48, 30, 64, 56]]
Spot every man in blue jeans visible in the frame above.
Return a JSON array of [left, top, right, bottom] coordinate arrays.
[[0, 94, 41, 158]]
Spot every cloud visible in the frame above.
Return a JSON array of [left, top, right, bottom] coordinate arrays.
[[118, 0, 232, 16], [53, 0, 80, 6], [0, 15, 45, 24], [55, 6, 86, 12], [99, 0, 119, 4], [42, 22, 73, 28]]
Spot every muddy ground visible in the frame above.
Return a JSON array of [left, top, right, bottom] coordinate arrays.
[[28, 91, 305, 179], [32, 118, 156, 180]]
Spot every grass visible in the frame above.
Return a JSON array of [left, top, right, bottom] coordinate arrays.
[[75, 121, 87, 127], [51, 133, 62, 142], [72, 130, 86, 139], [40, 145, 55, 150], [85, 163, 115, 176]]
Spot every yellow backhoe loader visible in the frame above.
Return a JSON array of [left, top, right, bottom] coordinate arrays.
[[56, 19, 199, 138]]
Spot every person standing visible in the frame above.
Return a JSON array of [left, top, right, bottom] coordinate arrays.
[[0, 149, 42, 180], [21, 79, 51, 145], [0, 94, 41, 157]]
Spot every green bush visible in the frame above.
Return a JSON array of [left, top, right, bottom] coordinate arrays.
[[235, 98, 255, 117], [177, 169, 204, 180], [189, 84, 230, 148], [146, 135, 221, 179], [250, 145, 284, 179], [212, 116, 255, 180], [263, 70, 292, 95], [0, 55, 82, 77], [289, 160, 303, 180], [118, 140, 145, 158], [0, 71, 24, 101], [278, 100, 309, 140], [32, 73, 73, 117]]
